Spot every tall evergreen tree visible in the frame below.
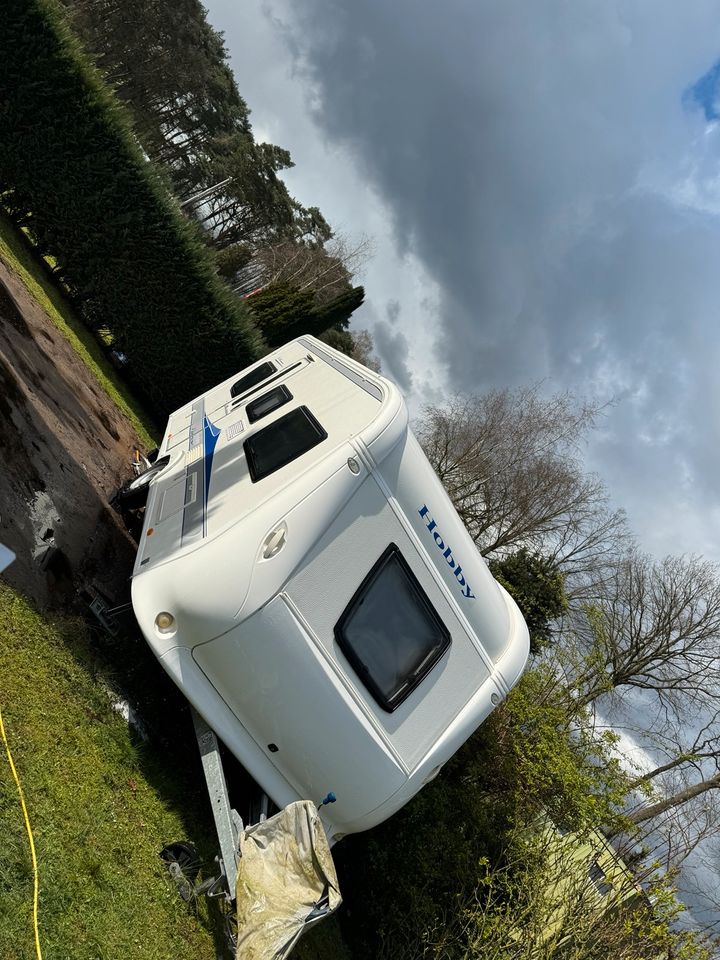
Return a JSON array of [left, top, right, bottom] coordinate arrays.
[[62, 0, 331, 250], [1, 0, 264, 417], [247, 284, 315, 347], [248, 283, 365, 348], [303, 286, 365, 339]]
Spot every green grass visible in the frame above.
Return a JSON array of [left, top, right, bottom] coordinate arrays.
[[0, 585, 219, 959], [0, 584, 351, 960], [0, 212, 159, 450]]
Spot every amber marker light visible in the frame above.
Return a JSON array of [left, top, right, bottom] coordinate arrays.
[[155, 612, 176, 635]]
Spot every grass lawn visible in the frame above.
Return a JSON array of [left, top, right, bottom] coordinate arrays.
[[0, 585, 221, 959], [0, 212, 159, 451], [0, 585, 351, 959]]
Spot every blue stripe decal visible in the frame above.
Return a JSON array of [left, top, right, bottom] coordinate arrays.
[[203, 414, 221, 535]]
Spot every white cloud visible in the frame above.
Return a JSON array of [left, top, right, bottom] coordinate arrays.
[[206, 0, 720, 566]]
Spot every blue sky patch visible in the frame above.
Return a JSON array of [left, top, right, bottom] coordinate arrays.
[[684, 58, 720, 120]]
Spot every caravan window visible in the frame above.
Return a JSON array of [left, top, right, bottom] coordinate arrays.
[[230, 361, 277, 398], [244, 406, 327, 482], [246, 385, 292, 424], [335, 544, 451, 712]]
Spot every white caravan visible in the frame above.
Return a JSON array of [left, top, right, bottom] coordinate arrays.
[[131, 335, 529, 842]]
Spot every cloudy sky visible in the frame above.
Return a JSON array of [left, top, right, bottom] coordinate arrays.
[[206, 0, 720, 563]]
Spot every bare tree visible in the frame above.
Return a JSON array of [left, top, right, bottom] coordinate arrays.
[[609, 711, 720, 865], [558, 551, 720, 865], [681, 837, 720, 937], [568, 551, 720, 714], [619, 788, 720, 876], [628, 774, 720, 827], [350, 329, 381, 372], [233, 232, 375, 304], [415, 388, 629, 595], [626, 708, 720, 792]]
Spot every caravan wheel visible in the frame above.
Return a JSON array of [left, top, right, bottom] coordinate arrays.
[[117, 456, 170, 508], [159, 841, 201, 882]]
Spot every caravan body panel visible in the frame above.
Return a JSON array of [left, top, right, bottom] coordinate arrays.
[[132, 336, 529, 838]]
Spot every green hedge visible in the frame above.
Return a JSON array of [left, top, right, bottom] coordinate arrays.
[[0, 0, 264, 417]]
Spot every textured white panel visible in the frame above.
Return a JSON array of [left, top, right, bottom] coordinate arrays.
[[287, 476, 489, 769], [158, 479, 186, 522], [194, 599, 406, 819]]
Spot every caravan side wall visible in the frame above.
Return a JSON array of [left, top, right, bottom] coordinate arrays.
[[132, 336, 529, 838]]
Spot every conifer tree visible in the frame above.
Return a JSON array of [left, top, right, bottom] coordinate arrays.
[[248, 284, 365, 348], [306, 286, 365, 338]]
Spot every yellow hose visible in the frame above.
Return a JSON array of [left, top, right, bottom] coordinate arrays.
[[0, 704, 43, 960]]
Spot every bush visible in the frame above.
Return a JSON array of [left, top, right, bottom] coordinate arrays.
[[336, 666, 634, 959], [489, 548, 567, 654]]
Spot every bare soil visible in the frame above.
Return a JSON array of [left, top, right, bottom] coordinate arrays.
[[0, 257, 141, 610]]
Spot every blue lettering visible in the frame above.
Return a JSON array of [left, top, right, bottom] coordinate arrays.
[[417, 504, 474, 600]]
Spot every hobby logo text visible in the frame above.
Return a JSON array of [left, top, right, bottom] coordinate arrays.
[[418, 505, 475, 599]]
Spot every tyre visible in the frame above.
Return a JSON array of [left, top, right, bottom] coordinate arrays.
[[159, 841, 201, 882], [160, 841, 201, 902], [117, 456, 170, 508]]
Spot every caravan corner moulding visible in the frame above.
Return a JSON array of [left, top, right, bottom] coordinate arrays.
[[131, 335, 530, 841]]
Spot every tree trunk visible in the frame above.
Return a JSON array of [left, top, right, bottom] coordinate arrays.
[[627, 772, 720, 824], [627, 756, 695, 789]]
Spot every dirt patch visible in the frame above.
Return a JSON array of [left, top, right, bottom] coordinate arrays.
[[96, 406, 121, 442], [0, 264, 142, 610], [37, 326, 56, 343], [0, 282, 32, 338]]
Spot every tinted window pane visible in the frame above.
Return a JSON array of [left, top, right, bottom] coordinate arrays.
[[335, 545, 451, 712], [244, 406, 327, 481], [246, 385, 292, 424], [230, 361, 276, 398]]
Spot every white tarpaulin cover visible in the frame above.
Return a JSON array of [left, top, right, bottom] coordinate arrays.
[[235, 800, 342, 960]]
